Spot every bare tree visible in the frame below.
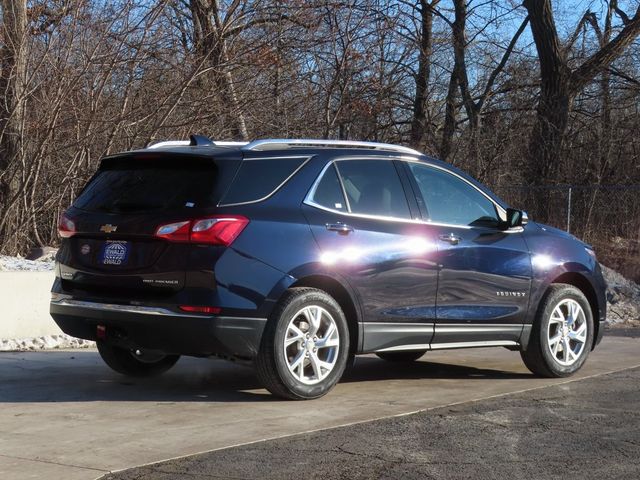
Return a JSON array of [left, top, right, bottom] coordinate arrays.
[[0, 0, 27, 246], [440, 1, 528, 163], [410, 0, 439, 150], [523, 0, 640, 183]]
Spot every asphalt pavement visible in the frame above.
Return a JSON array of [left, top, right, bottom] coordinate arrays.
[[103, 364, 640, 480], [1, 330, 638, 480]]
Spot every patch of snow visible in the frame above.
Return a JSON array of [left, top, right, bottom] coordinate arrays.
[[0, 334, 95, 352], [0, 253, 56, 272]]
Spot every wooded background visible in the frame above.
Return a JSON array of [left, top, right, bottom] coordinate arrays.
[[1, 0, 639, 276]]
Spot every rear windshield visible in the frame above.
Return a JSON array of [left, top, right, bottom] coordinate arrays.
[[73, 157, 219, 213]]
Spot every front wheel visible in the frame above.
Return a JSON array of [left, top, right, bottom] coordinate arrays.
[[97, 341, 180, 377], [521, 284, 593, 377], [256, 288, 350, 400]]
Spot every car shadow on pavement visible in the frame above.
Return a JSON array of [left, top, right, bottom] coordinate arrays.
[[343, 356, 531, 383], [0, 350, 531, 404]]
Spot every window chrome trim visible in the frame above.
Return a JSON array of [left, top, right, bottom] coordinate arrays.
[[304, 199, 433, 226], [304, 155, 510, 230], [331, 162, 352, 212], [218, 156, 311, 207], [305, 156, 416, 222]]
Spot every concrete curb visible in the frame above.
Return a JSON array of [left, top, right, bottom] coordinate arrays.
[[0, 271, 61, 341]]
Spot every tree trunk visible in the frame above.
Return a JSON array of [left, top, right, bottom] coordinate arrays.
[[189, 0, 249, 140], [410, 0, 438, 150], [0, 0, 27, 251], [523, 0, 572, 183], [524, 0, 640, 183], [440, 73, 458, 162], [598, 2, 613, 181], [0, 0, 27, 179]]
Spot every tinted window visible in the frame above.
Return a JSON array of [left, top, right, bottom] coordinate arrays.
[[408, 163, 499, 226], [309, 164, 347, 211], [73, 158, 217, 213], [335, 160, 410, 218], [221, 157, 306, 205]]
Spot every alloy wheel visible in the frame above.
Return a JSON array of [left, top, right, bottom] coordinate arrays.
[[546, 298, 588, 366], [283, 305, 340, 385]]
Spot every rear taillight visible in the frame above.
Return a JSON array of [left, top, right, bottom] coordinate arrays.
[[155, 221, 190, 242], [154, 216, 249, 246], [191, 216, 249, 245], [58, 214, 76, 238]]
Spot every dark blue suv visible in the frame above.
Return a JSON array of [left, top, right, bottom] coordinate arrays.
[[50, 137, 606, 399]]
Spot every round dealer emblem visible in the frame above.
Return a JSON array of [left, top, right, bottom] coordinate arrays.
[[81, 244, 90, 255]]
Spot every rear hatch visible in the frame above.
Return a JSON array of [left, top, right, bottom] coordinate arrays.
[[58, 151, 241, 296]]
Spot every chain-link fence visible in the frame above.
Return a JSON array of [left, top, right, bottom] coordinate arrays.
[[493, 185, 640, 281]]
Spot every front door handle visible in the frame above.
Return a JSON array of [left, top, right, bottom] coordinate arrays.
[[438, 233, 461, 245], [326, 223, 354, 235]]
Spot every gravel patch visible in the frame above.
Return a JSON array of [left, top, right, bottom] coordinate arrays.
[[602, 264, 640, 327]]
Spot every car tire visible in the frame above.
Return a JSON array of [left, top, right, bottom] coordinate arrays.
[[256, 287, 350, 400], [376, 351, 426, 362], [97, 341, 180, 377], [521, 284, 594, 378]]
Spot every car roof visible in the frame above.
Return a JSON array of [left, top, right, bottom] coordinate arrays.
[[102, 137, 508, 210]]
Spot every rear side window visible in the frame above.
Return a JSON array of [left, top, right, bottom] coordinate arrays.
[[308, 164, 347, 211], [220, 157, 307, 205], [334, 160, 411, 219], [73, 158, 218, 213]]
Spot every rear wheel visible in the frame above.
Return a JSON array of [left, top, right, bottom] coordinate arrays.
[[256, 288, 350, 400], [376, 350, 426, 362], [97, 341, 180, 377], [521, 284, 593, 377]]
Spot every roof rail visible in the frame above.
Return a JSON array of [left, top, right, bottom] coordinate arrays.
[[147, 134, 249, 149], [147, 140, 190, 149], [242, 139, 422, 155]]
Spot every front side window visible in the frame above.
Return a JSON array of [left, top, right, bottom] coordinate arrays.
[[335, 160, 411, 219], [408, 163, 499, 227]]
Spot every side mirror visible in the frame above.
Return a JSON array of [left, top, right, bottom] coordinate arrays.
[[505, 208, 528, 229]]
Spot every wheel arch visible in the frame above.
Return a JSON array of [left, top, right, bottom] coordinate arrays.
[[289, 274, 362, 355], [550, 271, 600, 350]]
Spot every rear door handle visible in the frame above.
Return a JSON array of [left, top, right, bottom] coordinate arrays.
[[438, 233, 461, 245], [326, 223, 354, 235]]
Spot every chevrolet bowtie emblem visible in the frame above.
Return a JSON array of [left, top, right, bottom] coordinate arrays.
[[100, 224, 118, 233]]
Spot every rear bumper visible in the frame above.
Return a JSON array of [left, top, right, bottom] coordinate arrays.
[[50, 296, 266, 359]]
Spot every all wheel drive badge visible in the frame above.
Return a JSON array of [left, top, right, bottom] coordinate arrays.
[[80, 244, 90, 255], [102, 241, 128, 265]]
